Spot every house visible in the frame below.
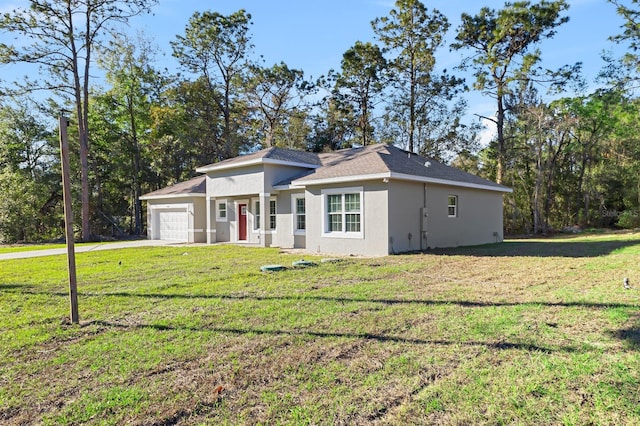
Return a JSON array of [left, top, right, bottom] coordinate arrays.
[[140, 144, 512, 256]]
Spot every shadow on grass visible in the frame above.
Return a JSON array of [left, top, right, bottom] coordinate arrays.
[[430, 237, 640, 258], [85, 319, 565, 354], [5, 288, 640, 311], [609, 315, 640, 349]]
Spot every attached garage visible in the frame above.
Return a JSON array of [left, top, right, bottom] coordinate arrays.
[[155, 208, 189, 241], [140, 176, 207, 243]]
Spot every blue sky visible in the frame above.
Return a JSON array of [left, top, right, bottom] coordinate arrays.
[[0, 0, 630, 141]]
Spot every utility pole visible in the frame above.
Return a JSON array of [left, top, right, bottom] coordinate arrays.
[[59, 113, 79, 324]]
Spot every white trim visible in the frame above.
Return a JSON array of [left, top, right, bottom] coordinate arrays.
[[140, 193, 206, 201], [196, 157, 320, 173], [251, 195, 277, 233], [251, 197, 261, 233], [292, 173, 390, 187], [389, 172, 513, 193], [447, 195, 458, 218], [273, 183, 305, 191], [321, 187, 364, 239], [291, 171, 512, 193], [291, 193, 306, 236], [216, 199, 228, 222]]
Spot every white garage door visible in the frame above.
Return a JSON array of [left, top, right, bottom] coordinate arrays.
[[157, 209, 188, 241]]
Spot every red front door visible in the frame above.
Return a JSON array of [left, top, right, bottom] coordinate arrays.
[[238, 204, 247, 241]]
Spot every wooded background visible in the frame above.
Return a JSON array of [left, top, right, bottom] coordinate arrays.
[[1, 0, 639, 243]]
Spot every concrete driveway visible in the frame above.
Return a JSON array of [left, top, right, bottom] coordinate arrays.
[[0, 239, 183, 261]]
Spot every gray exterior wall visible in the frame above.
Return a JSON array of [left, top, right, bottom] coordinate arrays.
[[423, 183, 504, 249], [305, 181, 389, 256], [387, 180, 426, 253]]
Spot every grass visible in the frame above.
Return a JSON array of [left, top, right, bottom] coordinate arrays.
[[1, 232, 640, 425]]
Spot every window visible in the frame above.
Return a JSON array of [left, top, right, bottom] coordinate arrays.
[[322, 187, 363, 238], [254, 200, 260, 230], [269, 199, 277, 230], [293, 196, 306, 233], [327, 194, 343, 232], [448, 195, 458, 218], [253, 198, 276, 231], [216, 200, 227, 221]]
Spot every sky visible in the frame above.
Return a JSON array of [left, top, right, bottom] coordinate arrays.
[[0, 0, 630, 142]]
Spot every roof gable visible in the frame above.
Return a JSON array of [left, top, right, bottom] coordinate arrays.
[[196, 147, 321, 173], [140, 175, 206, 200]]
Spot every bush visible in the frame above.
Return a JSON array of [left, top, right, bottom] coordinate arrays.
[[617, 209, 640, 229]]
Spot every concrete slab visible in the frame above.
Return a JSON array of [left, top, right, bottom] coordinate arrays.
[[0, 240, 184, 261]]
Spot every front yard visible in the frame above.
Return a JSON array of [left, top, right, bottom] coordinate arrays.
[[1, 232, 640, 424]]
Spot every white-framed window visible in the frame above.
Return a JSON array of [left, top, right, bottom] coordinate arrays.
[[269, 199, 277, 230], [292, 195, 306, 234], [252, 197, 277, 231], [322, 187, 363, 238], [253, 199, 261, 231], [216, 199, 228, 222], [448, 195, 458, 218]]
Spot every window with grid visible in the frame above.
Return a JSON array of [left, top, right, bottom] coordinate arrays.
[[327, 194, 343, 232], [324, 190, 362, 235], [295, 197, 305, 231], [216, 200, 227, 221], [269, 199, 277, 230], [344, 193, 360, 232], [448, 195, 458, 218]]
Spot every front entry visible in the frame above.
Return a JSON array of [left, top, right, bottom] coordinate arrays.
[[238, 203, 247, 241]]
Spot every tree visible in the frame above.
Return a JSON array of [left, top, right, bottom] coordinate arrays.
[[372, 0, 462, 154], [172, 9, 253, 160], [0, 101, 62, 242], [0, 0, 157, 241], [334, 42, 387, 146], [245, 62, 313, 148], [92, 33, 164, 235], [452, 0, 571, 184]]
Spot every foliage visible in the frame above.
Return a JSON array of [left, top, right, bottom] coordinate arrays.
[[373, 0, 466, 157], [453, 0, 573, 183], [0, 102, 62, 242], [172, 9, 253, 159], [245, 62, 314, 149], [0, 0, 157, 241], [333, 41, 387, 146]]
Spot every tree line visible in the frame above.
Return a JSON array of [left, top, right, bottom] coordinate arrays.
[[0, 0, 639, 243]]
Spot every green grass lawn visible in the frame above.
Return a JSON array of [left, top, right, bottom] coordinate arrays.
[[1, 232, 640, 425]]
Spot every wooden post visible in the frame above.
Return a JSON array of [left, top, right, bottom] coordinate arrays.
[[59, 113, 79, 324]]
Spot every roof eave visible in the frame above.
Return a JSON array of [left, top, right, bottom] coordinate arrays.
[[140, 193, 206, 201], [290, 171, 511, 193], [389, 172, 513, 193], [291, 172, 391, 186], [196, 157, 320, 173]]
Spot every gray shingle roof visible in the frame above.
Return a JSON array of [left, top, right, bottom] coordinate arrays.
[[140, 175, 206, 199], [291, 144, 510, 192], [197, 147, 321, 172]]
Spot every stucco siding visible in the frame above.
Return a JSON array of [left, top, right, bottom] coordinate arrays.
[[305, 181, 389, 256], [387, 180, 425, 253], [207, 165, 265, 197], [425, 184, 504, 249]]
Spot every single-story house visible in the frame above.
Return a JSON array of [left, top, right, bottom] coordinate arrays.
[[140, 144, 512, 256]]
